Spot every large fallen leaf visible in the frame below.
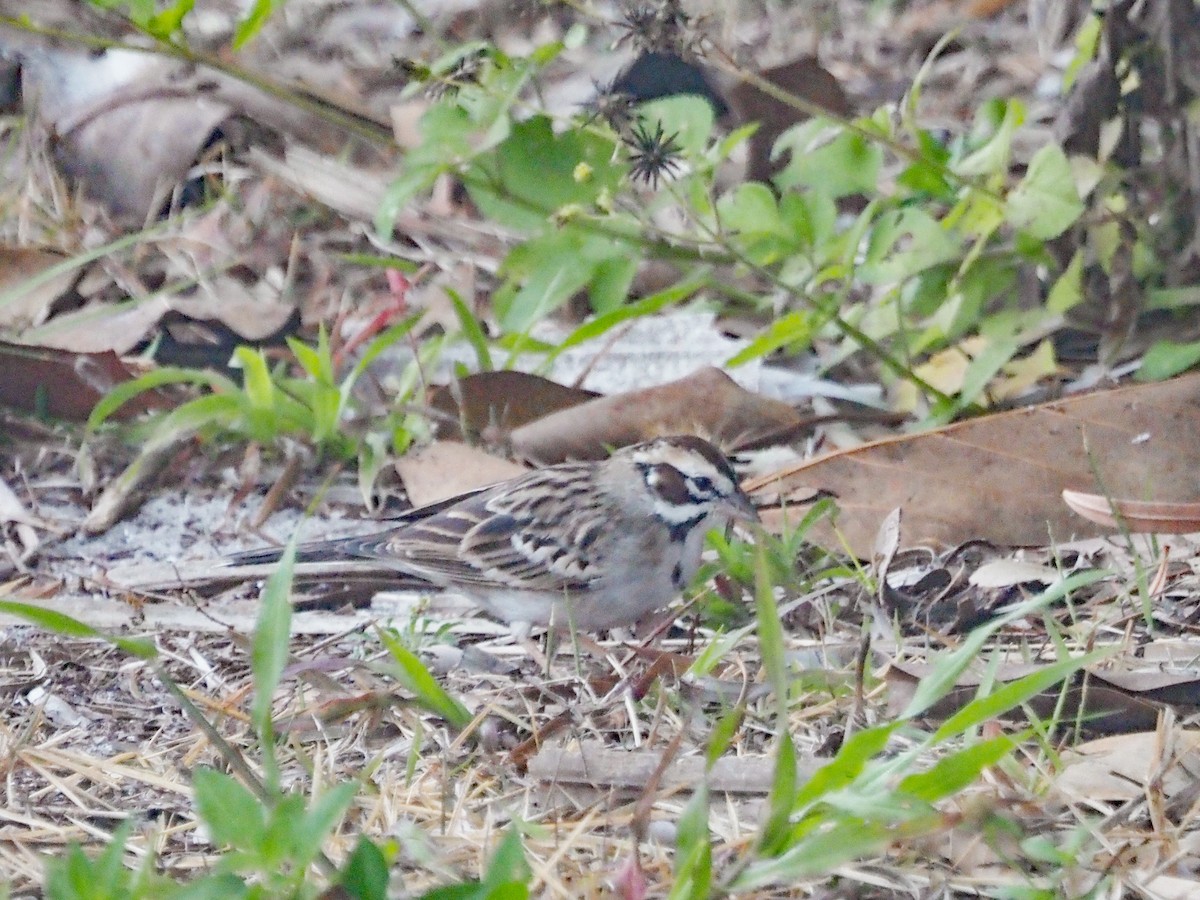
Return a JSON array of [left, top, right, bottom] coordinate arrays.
[[510, 366, 804, 463], [12, 35, 391, 224], [750, 373, 1200, 555], [0, 341, 161, 421], [20, 284, 298, 355], [427, 371, 599, 442], [18, 46, 232, 223]]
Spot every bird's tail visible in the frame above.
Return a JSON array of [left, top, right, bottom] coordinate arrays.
[[225, 535, 375, 567]]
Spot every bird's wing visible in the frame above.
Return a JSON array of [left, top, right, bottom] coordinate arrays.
[[360, 464, 606, 592], [224, 482, 504, 568]]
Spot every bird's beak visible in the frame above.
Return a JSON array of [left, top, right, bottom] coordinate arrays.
[[721, 488, 760, 526]]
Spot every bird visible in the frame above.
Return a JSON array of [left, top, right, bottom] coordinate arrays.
[[232, 435, 758, 632]]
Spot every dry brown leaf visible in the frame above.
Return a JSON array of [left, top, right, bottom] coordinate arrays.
[[0, 340, 160, 421], [19, 298, 169, 354], [20, 284, 297, 355], [15, 37, 391, 224], [722, 56, 853, 184], [1055, 730, 1200, 802], [751, 373, 1200, 555], [0, 246, 80, 331], [427, 371, 599, 442], [21, 48, 233, 222], [394, 440, 527, 508], [510, 367, 804, 463]]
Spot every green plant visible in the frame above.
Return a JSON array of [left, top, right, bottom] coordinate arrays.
[[372, 34, 1095, 419], [88, 320, 430, 466], [669, 564, 1114, 896], [2, 535, 490, 899]]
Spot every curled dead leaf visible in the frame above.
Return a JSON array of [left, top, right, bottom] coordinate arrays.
[[1062, 489, 1200, 533]]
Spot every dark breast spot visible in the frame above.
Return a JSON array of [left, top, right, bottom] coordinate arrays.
[[671, 561, 684, 587]]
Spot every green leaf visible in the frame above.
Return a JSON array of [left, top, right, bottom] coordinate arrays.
[[1046, 251, 1084, 314], [585, 252, 638, 315], [466, 115, 621, 232], [935, 647, 1114, 742], [251, 540, 295, 739], [144, 0, 194, 38], [496, 238, 594, 331], [0, 600, 156, 659], [233, 0, 279, 46], [287, 339, 325, 381], [731, 817, 895, 888], [757, 734, 799, 856], [340, 837, 392, 900], [45, 823, 137, 899], [232, 348, 275, 410], [897, 130, 954, 198], [152, 393, 244, 439], [705, 704, 746, 768], [376, 627, 472, 728], [289, 781, 358, 868], [88, 367, 237, 429], [192, 768, 265, 851], [480, 827, 531, 893], [1138, 340, 1200, 381], [343, 315, 422, 399], [548, 275, 702, 360], [494, 228, 637, 332], [790, 722, 903, 811], [955, 336, 1020, 408], [954, 98, 1024, 177], [774, 119, 882, 198], [450, 291, 494, 371], [719, 182, 781, 235], [377, 104, 477, 235], [779, 189, 837, 252], [670, 782, 712, 900], [635, 95, 715, 158], [259, 793, 308, 867], [860, 207, 960, 284], [754, 545, 789, 722], [726, 311, 815, 367], [1006, 144, 1085, 239], [170, 874, 252, 899], [899, 734, 1017, 801], [376, 165, 444, 236]]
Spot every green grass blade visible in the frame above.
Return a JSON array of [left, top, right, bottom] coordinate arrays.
[[900, 570, 1106, 720], [931, 647, 1114, 743], [375, 627, 471, 729], [251, 540, 296, 740], [0, 600, 156, 659]]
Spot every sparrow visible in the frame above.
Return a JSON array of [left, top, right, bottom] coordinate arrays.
[[233, 435, 758, 631]]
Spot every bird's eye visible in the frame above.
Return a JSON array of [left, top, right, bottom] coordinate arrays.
[[689, 475, 716, 496]]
